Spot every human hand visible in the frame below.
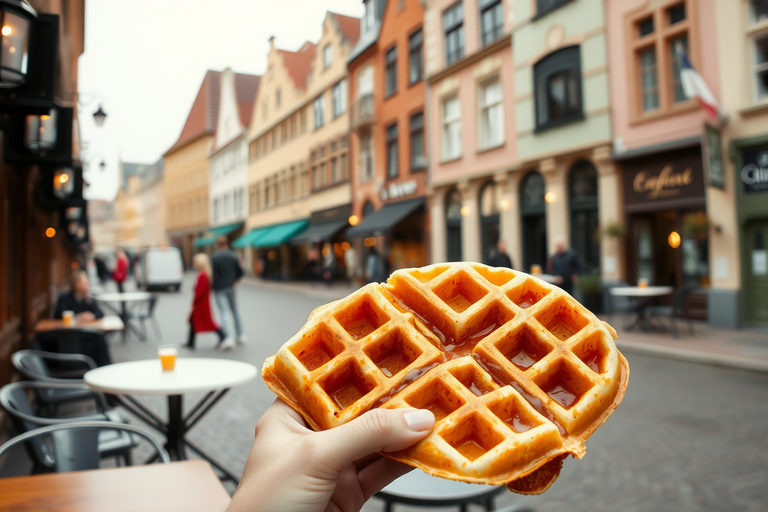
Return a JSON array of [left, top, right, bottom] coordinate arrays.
[[76, 312, 96, 322], [226, 399, 435, 512], [554, 275, 564, 285]]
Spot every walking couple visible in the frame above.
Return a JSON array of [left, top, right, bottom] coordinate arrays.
[[186, 236, 246, 350]]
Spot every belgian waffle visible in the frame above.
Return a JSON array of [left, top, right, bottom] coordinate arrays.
[[262, 263, 629, 494]]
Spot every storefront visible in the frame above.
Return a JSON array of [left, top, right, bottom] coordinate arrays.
[[621, 146, 709, 319], [290, 204, 353, 281], [732, 137, 768, 327]]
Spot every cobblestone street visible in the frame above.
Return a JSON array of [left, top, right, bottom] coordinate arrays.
[[105, 275, 768, 512]]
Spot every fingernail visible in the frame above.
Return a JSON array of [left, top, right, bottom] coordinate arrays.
[[404, 409, 435, 431]]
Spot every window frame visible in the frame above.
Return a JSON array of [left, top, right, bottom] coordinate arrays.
[[441, 95, 462, 162], [409, 111, 426, 172], [533, 45, 584, 132], [323, 44, 332, 69], [408, 28, 423, 85], [479, 0, 504, 48], [533, 0, 575, 20], [313, 95, 325, 130], [443, 2, 465, 67], [478, 76, 505, 150], [385, 45, 398, 98], [359, 131, 375, 184], [386, 122, 399, 179], [748, 1, 768, 104], [332, 79, 347, 118]]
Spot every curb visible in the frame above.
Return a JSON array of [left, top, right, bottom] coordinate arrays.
[[616, 339, 768, 374]]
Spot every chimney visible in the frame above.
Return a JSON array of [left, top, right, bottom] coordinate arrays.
[[268, 36, 275, 50]]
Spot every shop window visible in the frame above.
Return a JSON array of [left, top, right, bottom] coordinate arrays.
[[386, 122, 399, 179], [409, 29, 423, 84], [442, 95, 462, 161], [479, 0, 504, 47], [519, 172, 547, 272], [568, 161, 600, 273], [445, 188, 463, 262], [479, 77, 504, 150], [410, 111, 426, 171], [385, 46, 398, 98], [533, 46, 583, 132], [535, 0, 574, 19], [443, 2, 465, 66], [749, 1, 768, 103], [478, 181, 500, 264]]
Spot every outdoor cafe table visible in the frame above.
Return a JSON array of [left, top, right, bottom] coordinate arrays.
[[610, 286, 674, 332], [0, 460, 230, 512], [532, 273, 558, 284], [34, 315, 124, 333], [84, 358, 257, 483], [93, 292, 152, 342], [376, 469, 505, 511]]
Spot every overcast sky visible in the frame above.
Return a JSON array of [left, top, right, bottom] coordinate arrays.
[[79, 0, 363, 200]]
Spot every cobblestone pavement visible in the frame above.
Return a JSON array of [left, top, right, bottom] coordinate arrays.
[[103, 275, 768, 512]]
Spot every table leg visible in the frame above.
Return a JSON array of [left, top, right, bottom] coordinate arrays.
[[166, 395, 187, 460]]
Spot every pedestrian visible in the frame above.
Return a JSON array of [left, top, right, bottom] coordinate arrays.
[[47, 270, 112, 366], [112, 249, 128, 293], [487, 239, 514, 269], [94, 255, 110, 285], [344, 244, 357, 285], [185, 253, 230, 350], [211, 236, 245, 346], [365, 247, 385, 284], [546, 236, 582, 295]]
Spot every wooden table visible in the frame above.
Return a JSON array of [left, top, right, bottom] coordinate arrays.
[[34, 315, 124, 333], [0, 460, 230, 512], [610, 286, 674, 332], [94, 292, 152, 342]]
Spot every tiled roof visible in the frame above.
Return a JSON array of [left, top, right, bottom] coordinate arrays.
[[234, 73, 261, 128], [330, 12, 361, 46], [165, 70, 221, 155], [279, 42, 317, 90]]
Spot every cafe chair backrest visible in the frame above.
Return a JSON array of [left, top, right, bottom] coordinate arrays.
[[0, 421, 170, 474], [12, 350, 96, 383]]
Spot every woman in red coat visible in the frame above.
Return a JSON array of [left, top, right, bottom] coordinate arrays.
[[185, 253, 232, 350], [113, 250, 128, 293]]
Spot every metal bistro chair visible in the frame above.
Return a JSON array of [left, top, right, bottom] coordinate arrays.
[[647, 285, 695, 338], [0, 421, 169, 474], [12, 350, 102, 416], [0, 382, 138, 473], [601, 281, 635, 329], [129, 295, 161, 340]]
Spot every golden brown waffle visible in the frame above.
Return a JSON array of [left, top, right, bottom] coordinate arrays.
[[262, 263, 629, 494]]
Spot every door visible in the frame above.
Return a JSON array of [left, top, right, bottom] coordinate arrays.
[[743, 220, 768, 326], [522, 215, 547, 272]]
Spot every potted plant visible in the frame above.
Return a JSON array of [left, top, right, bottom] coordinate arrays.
[[576, 271, 603, 314], [597, 223, 625, 240], [682, 212, 712, 240]]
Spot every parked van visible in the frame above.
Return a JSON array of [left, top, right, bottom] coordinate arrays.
[[134, 247, 184, 291]]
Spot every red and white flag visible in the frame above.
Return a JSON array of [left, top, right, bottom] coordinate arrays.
[[675, 41, 720, 119]]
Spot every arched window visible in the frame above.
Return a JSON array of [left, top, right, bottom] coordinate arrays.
[[569, 160, 599, 272], [445, 188, 463, 262], [478, 181, 500, 264], [519, 172, 547, 272]]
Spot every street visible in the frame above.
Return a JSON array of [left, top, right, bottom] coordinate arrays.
[[108, 274, 768, 512]]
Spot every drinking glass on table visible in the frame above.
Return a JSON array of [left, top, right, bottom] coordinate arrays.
[[158, 346, 178, 372], [638, 278, 649, 289], [62, 310, 75, 326]]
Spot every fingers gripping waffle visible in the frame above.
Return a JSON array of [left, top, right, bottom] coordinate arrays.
[[262, 263, 629, 494]]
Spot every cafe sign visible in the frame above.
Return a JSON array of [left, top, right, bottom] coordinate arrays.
[[380, 179, 418, 202], [622, 147, 705, 209], [741, 146, 768, 194]]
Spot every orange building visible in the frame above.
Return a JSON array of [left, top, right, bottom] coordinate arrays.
[[347, 0, 429, 270]]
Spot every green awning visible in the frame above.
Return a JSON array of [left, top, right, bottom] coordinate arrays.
[[193, 222, 244, 247], [253, 219, 309, 248], [232, 227, 271, 248], [193, 236, 216, 247]]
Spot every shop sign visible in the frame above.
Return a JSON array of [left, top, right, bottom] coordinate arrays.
[[380, 179, 418, 202], [622, 148, 705, 208], [703, 124, 725, 190], [741, 147, 768, 194]]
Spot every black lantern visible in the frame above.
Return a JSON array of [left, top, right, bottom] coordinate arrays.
[[53, 167, 75, 199], [61, 203, 89, 246], [4, 104, 73, 163], [0, 0, 35, 88], [24, 106, 56, 150], [93, 104, 107, 126], [35, 163, 84, 210]]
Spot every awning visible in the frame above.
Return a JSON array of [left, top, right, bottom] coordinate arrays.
[[193, 236, 216, 247], [253, 219, 309, 248], [290, 220, 349, 244], [346, 198, 425, 238], [232, 226, 271, 249], [193, 221, 244, 247]]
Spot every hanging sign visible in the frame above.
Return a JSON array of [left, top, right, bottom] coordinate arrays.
[[702, 124, 725, 190]]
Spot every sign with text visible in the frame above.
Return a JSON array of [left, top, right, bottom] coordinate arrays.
[[380, 179, 418, 202], [622, 147, 705, 210], [741, 145, 768, 194], [703, 124, 725, 190]]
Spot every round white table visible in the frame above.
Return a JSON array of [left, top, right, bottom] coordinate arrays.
[[532, 273, 559, 284], [376, 470, 505, 511], [610, 286, 674, 332], [94, 292, 153, 342], [85, 358, 257, 482]]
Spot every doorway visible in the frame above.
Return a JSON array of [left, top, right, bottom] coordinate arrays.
[[742, 219, 768, 326]]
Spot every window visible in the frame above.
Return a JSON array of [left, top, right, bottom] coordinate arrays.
[[569, 161, 599, 272], [301, 108, 307, 132], [410, 111, 426, 171], [479, 78, 504, 149], [291, 115, 297, 138], [640, 47, 659, 111], [360, 131, 374, 183], [323, 44, 332, 68], [272, 129, 277, 150], [409, 29, 423, 84], [670, 35, 689, 103], [750, 1, 768, 102], [535, 0, 574, 19], [445, 189, 463, 262], [276, 88, 281, 108], [533, 45, 582, 131], [340, 154, 347, 179], [262, 99, 268, 119], [386, 123, 399, 179], [751, 0, 768, 24], [442, 96, 461, 161], [312, 166, 321, 191], [332, 79, 347, 117], [313, 95, 325, 129], [280, 123, 287, 145], [331, 158, 339, 183], [443, 3, 465, 66], [479, 0, 504, 47], [385, 46, 398, 97]]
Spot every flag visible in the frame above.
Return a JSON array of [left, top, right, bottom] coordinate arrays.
[[675, 41, 720, 119]]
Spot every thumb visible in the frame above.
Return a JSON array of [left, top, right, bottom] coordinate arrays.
[[316, 408, 435, 471]]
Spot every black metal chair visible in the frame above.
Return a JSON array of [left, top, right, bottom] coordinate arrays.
[[0, 421, 169, 474], [11, 350, 101, 416], [0, 382, 137, 472], [647, 286, 695, 338], [129, 296, 161, 339], [601, 281, 634, 328]]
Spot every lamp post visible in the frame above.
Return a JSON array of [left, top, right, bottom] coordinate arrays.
[[0, 0, 36, 88], [76, 92, 108, 126]]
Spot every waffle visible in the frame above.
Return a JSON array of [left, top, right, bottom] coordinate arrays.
[[262, 263, 629, 494]]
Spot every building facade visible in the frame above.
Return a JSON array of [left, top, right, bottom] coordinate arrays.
[[243, 13, 360, 279], [164, 70, 221, 267], [112, 160, 166, 251], [347, 0, 430, 271]]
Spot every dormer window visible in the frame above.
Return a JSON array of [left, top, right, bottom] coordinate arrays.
[[323, 44, 332, 68]]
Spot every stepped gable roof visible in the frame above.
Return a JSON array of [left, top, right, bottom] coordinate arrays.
[[165, 70, 221, 155], [279, 42, 317, 90], [329, 12, 361, 46]]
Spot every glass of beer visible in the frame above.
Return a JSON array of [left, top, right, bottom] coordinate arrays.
[[158, 346, 178, 372], [531, 264, 542, 275], [638, 278, 649, 289], [62, 310, 74, 326]]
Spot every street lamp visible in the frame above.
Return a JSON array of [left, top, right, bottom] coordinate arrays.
[[0, 0, 36, 88], [99, 159, 106, 172], [92, 104, 107, 127], [77, 92, 108, 126]]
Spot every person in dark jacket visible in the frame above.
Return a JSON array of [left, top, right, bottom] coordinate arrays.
[[547, 236, 583, 295], [46, 270, 112, 366], [487, 240, 514, 269], [211, 236, 244, 347]]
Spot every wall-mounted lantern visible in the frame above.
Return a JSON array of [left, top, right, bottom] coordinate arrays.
[[0, 0, 35, 88], [61, 203, 89, 246], [5, 103, 73, 164], [35, 163, 84, 210], [24, 107, 56, 150]]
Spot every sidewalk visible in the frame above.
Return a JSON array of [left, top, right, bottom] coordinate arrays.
[[241, 277, 768, 373]]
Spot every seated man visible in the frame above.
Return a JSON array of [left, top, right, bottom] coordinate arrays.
[[44, 270, 112, 366]]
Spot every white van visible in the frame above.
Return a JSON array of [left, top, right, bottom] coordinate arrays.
[[135, 247, 184, 291]]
